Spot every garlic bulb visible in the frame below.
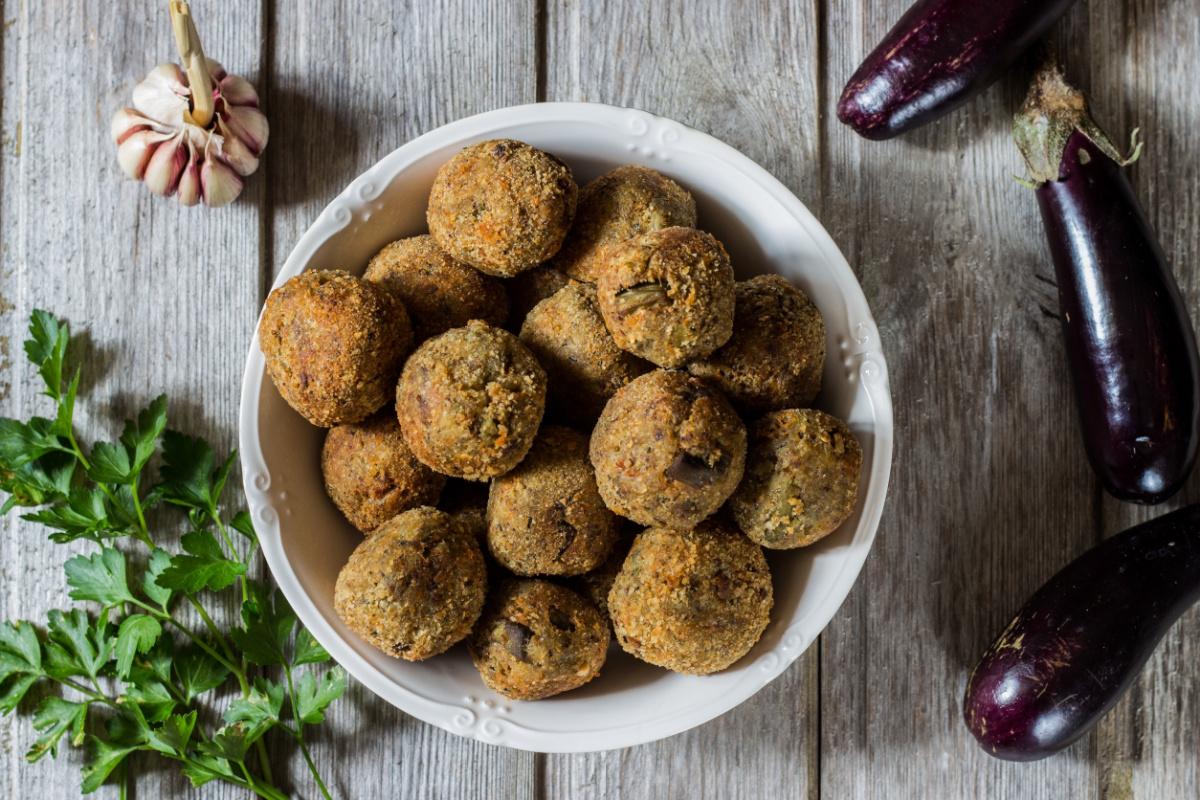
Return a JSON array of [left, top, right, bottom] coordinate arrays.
[[110, 2, 267, 207]]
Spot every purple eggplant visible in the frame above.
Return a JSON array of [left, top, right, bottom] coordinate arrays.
[[964, 504, 1200, 760], [837, 0, 1077, 140], [1014, 64, 1200, 504]]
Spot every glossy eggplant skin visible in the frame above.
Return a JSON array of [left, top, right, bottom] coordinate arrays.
[[837, 0, 1077, 140], [1039, 132, 1200, 504], [964, 504, 1200, 761]]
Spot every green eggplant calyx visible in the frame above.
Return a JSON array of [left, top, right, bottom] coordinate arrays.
[[1013, 60, 1140, 185]]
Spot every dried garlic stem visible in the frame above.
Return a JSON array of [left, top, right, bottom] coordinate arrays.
[[169, 0, 215, 128]]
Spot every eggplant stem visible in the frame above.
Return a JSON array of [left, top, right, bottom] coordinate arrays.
[[1119, 128, 1145, 167], [1013, 59, 1136, 186], [169, 0, 215, 128]]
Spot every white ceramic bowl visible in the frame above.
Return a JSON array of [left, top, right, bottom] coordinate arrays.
[[239, 103, 893, 753]]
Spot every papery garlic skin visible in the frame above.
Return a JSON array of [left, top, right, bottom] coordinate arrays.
[[112, 58, 267, 207]]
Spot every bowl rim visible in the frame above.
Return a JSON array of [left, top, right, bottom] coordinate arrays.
[[239, 100, 894, 753]]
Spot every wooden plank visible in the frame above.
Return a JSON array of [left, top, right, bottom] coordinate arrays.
[[3, 1, 1197, 797], [264, 1, 538, 797], [541, 2, 822, 797], [817, 0, 1104, 797], [1089, 0, 1200, 798], [0, 1, 265, 797]]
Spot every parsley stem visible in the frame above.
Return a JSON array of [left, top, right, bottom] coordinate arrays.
[[134, 599, 270, 792], [130, 475, 150, 538], [209, 507, 249, 604], [254, 737, 275, 787], [182, 594, 242, 671], [134, 603, 240, 679], [159, 675, 189, 706], [175, 754, 255, 792], [298, 735, 332, 800], [57, 677, 119, 707], [238, 761, 283, 800], [66, 430, 91, 471], [283, 661, 333, 800], [118, 760, 129, 800]]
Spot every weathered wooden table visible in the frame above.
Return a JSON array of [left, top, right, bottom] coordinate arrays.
[[3, 1, 1197, 797]]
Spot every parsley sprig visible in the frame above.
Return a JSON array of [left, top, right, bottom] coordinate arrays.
[[0, 311, 345, 799]]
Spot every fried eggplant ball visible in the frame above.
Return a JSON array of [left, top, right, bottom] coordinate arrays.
[[553, 165, 697, 283], [596, 227, 735, 368], [689, 275, 825, 413], [322, 410, 446, 533], [334, 507, 486, 661], [396, 321, 546, 480], [608, 521, 773, 674], [487, 426, 619, 576], [469, 579, 608, 700], [519, 282, 650, 426], [427, 139, 578, 277], [259, 269, 412, 426], [365, 234, 508, 341], [589, 369, 745, 529], [506, 265, 571, 328], [729, 409, 862, 549]]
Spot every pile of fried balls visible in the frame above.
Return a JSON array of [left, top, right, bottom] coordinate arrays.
[[258, 139, 863, 700]]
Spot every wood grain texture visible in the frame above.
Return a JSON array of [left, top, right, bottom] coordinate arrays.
[[264, 1, 538, 798], [3, 0, 1200, 798], [542, 2, 821, 797], [1086, 0, 1200, 798], [817, 0, 1109, 797], [0, 1, 264, 798], [0, 0, 538, 798]]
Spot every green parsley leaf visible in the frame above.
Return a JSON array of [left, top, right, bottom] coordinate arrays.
[[125, 634, 173, 689], [113, 614, 161, 679], [86, 442, 132, 485], [146, 711, 197, 757], [86, 397, 166, 486], [26, 696, 87, 763], [24, 310, 69, 399], [23, 487, 111, 543], [51, 369, 80, 439], [42, 641, 81, 682], [121, 395, 168, 476], [181, 754, 238, 788], [105, 485, 141, 531], [173, 646, 230, 703], [0, 417, 70, 469], [231, 586, 296, 667], [80, 735, 140, 794], [156, 530, 246, 593], [0, 674, 39, 715], [0, 619, 43, 674], [122, 677, 176, 724], [106, 704, 152, 746], [230, 510, 258, 543], [46, 609, 112, 680], [64, 548, 136, 607], [140, 548, 174, 610], [1, 451, 76, 511], [293, 667, 347, 725], [223, 677, 284, 745], [293, 627, 331, 666], [158, 431, 233, 512], [0, 620, 43, 713], [198, 723, 251, 763]]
